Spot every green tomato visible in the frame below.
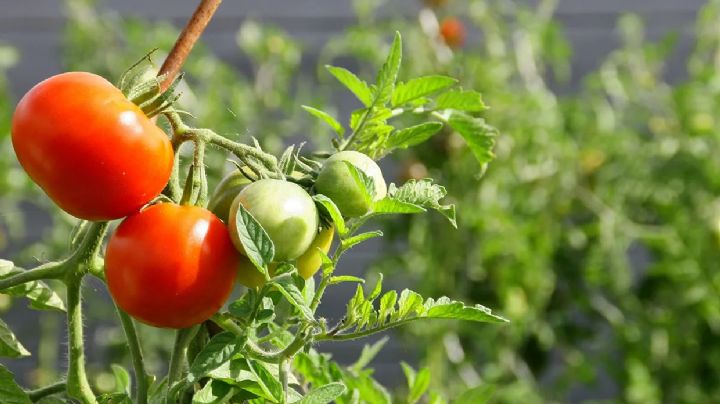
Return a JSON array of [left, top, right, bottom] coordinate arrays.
[[315, 151, 387, 217], [208, 171, 251, 223], [229, 179, 319, 261], [296, 227, 334, 279]]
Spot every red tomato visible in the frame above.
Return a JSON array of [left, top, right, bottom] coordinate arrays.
[[440, 17, 466, 49], [11, 72, 173, 220], [105, 203, 239, 328]]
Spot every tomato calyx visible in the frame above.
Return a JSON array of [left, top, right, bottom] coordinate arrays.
[[118, 52, 183, 118]]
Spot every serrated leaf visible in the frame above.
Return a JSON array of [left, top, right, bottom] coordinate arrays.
[[446, 111, 497, 166], [435, 89, 486, 112], [374, 32, 402, 105], [343, 162, 376, 207], [294, 382, 346, 404], [302, 106, 345, 136], [383, 180, 456, 227], [341, 231, 383, 251], [406, 365, 430, 404], [424, 298, 508, 323], [326, 66, 373, 107], [0, 261, 65, 312], [111, 364, 131, 395], [192, 380, 236, 404], [0, 318, 29, 358], [270, 274, 314, 322], [229, 291, 257, 320], [368, 274, 384, 301], [351, 337, 388, 373], [372, 198, 426, 215], [455, 385, 495, 404], [385, 122, 443, 150], [0, 365, 31, 404], [313, 195, 347, 235], [234, 203, 275, 271], [247, 360, 283, 403], [189, 332, 246, 382], [392, 75, 457, 107]]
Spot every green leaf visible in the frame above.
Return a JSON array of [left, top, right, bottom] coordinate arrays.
[[383, 180, 456, 227], [98, 393, 132, 404], [372, 198, 426, 215], [329, 275, 365, 285], [374, 32, 402, 105], [424, 297, 508, 323], [111, 364, 131, 394], [0, 318, 29, 358], [325, 66, 373, 107], [313, 195, 348, 236], [234, 203, 275, 271], [343, 161, 376, 206], [351, 337, 388, 373], [368, 273, 384, 301], [385, 122, 443, 150], [0, 261, 65, 312], [192, 380, 236, 404], [446, 111, 497, 166], [392, 75, 457, 107], [455, 385, 495, 404], [294, 382, 346, 404], [435, 89, 486, 112], [189, 332, 246, 382], [270, 274, 314, 322], [340, 231, 383, 251], [302, 106, 345, 136], [0, 365, 31, 404], [402, 363, 430, 404], [247, 360, 283, 403]]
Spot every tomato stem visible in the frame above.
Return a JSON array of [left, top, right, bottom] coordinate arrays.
[[115, 305, 149, 404], [65, 273, 97, 404], [0, 261, 65, 291], [166, 326, 199, 401], [158, 0, 223, 91], [26, 381, 66, 401]]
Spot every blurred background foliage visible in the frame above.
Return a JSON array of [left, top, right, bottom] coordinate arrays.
[[1, 0, 720, 402]]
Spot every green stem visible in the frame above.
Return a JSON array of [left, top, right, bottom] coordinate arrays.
[[27, 381, 66, 401], [68, 221, 109, 266], [0, 262, 65, 291], [166, 326, 199, 402], [314, 319, 416, 342], [65, 273, 97, 404], [116, 306, 149, 404], [192, 140, 208, 207], [279, 358, 289, 404]]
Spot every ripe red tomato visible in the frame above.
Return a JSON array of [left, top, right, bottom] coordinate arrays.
[[440, 17, 466, 49], [105, 203, 239, 328], [11, 72, 173, 221]]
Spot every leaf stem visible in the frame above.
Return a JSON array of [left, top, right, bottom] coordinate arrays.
[[0, 262, 65, 291], [27, 381, 66, 401], [116, 306, 149, 404], [166, 326, 199, 402]]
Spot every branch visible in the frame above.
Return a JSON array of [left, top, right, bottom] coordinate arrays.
[[158, 0, 224, 91], [27, 381, 66, 401]]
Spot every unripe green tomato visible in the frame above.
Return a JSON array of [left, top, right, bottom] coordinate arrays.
[[229, 179, 319, 261], [208, 171, 251, 223], [237, 255, 273, 289], [315, 151, 387, 217]]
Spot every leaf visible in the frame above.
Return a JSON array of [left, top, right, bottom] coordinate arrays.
[[329, 276, 365, 285], [374, 32, 402, 105], [234, 203, 275, 271], [192, 380, 236, 404], [270, 274, 314, 322], [0, 261, 65, 312], [455, 385, 495, 404], [98, 393, 132, 404], [344, 162, 376, 207], [351, 337, 388, 373], [382, 180, 456, 227], [385, 122, 443, 150], [403, 364, 430, 404], [294, 382, 346, 404], [247, 360, 283, 403], [189, 332, 246, 382], [313, 195, 347, 236], [446, 111, 497, 166], [435, 89, 486, 112], [0, 365, 31, 404], [0, 318, 29, 358], [392, 75, 457, 107], [325, 66, 373, 107], [111, 364, 131, 394], [302, 106, 345, 136], [424, 297, 508, 323], [340, 231, 383, 251]]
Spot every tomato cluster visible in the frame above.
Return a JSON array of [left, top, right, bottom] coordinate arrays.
[[12, 72, 388, 329]]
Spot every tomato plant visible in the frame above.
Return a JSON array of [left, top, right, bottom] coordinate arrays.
[[11, 72, 173, 221], [0, 10, 503, 402], [105, 203, 239, 329]]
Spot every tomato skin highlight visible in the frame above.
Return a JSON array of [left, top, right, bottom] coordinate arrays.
[[229, 179, 319, 262], [105, 203, 239, 329], [315, 151, 387, 217], [11, 72, 173, 220], [440, 17, 466, 49]]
